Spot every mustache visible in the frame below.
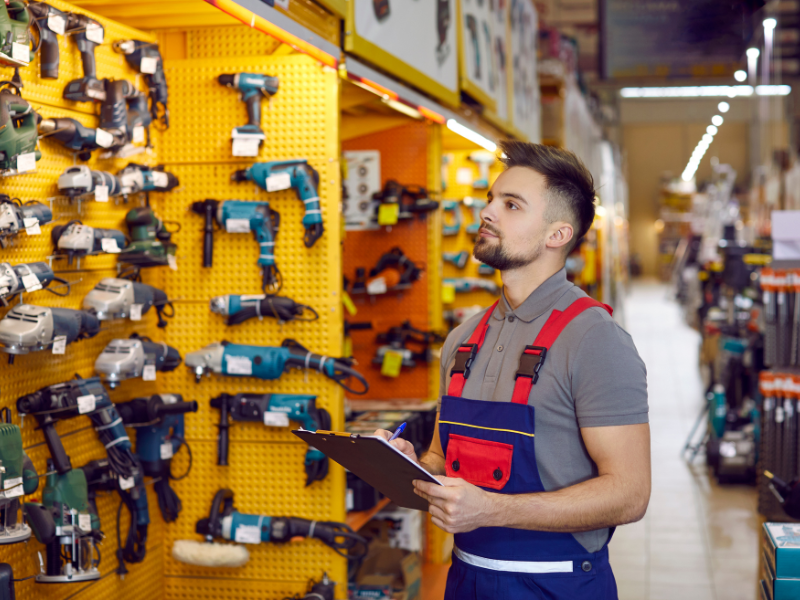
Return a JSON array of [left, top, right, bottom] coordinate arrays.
[[478, 224, 501, 237]]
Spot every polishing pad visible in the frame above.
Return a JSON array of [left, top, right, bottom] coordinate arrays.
[[172, 540, 250, 567]]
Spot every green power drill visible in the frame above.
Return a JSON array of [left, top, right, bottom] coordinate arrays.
[[0, 416, 38, 545], [121, 206, 177, 268], [0, 85, 40, 172]]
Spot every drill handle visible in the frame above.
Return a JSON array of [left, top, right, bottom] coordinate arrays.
[[203, 207, 214, 268], [76, 36, 98, 79], [39, 416, 73, 474], [244, 92, 261, 128], [216, 400, 230, 466], [38, 27, 60, 79]]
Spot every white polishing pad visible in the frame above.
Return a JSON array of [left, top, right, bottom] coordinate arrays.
[[172, 540, 250, 567]]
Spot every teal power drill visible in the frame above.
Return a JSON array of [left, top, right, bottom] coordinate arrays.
[[218, 73, 279, 152], [191, 199, 280, 292], [211, 392, 331, 485], [233, 160, 323, 248]]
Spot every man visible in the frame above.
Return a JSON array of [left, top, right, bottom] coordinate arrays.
[[377, 140, 650, 599]]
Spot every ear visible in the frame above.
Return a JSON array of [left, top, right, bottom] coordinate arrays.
[[545, 222, 574, 251]]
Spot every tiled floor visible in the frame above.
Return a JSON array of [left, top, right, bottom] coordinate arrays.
[[610, 280, 760, 600]]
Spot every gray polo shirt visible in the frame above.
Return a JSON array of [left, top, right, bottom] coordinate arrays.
[[438, 268, 648, 553]]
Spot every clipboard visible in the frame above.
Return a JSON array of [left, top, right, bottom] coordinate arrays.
[[292, 429, 443, 511]]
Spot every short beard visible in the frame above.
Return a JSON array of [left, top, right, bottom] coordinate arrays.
[[473, 235, 544, 271]]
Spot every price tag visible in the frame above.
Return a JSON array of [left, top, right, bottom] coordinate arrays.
[[52, 335, 67, 355], [140, 56, 158, 74], [119, 476, 135, 490], [366, 276, 387, 295], [77, 394, 96, 414], [381, 351, 404, 378], [132, 126, 145, 144], [94, 128, 114, 149], [442, 284, 456, 304], [86, 22, 104, 44], [266, 172, 291, 192], [94, 185, 109, 202], [143, 364, 156, 381], [226, 218, 251, 233], [3, 477, 23, 498], [21, 273, 41, 292], [22, 217, 40, 235], [168, 254, 178, 271], [152, 171, 169, 188], [78, 513, 92, 532], [274, 0, 290, 8], [346, 488, 354, 511], [101, 238, 120, 253], [11, 42, 29, 64], [234, 524, 261, 544], [16, 152, 36, 173], [232, 138, 261, 157], [128, 304, 143, 321], [378, 203, 399, 226], [342, 290, 357, 316], [226, 355, 252, 375], [263, 412, 290, 427], [160, 442, 173, 459], [48, 14, 66, 34]]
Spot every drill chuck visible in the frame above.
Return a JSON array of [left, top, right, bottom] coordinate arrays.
[[231, 169, 249, 182], [218, 74, 236, 87]]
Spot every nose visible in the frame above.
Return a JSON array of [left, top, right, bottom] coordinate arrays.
[[479, 200, 496, 224]]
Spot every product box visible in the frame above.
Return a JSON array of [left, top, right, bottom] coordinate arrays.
[[354, 520, 422, 600], [761, 522, 800, 599], [376, 506, 424, 552]]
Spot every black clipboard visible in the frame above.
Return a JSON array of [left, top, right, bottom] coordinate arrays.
[[292, 429, 443, 511]]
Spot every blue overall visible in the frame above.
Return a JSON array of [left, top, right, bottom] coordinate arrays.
[[439, 299, 618, 599]]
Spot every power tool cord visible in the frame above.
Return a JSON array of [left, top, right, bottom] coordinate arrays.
[[116, 489, 147, 565], [225, 294, 319, 326], [154, 435, 192, 522]]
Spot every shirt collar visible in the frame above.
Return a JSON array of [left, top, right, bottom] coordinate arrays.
[[494, 268, 574, 323]]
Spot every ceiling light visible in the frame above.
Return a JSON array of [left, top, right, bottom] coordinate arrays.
[[712, 115, 724, 126], [446, 119, 497, 153], [756, 85, 792, 96], [718, 102, 730, 113], [734, 70, 747, 82], [763, 18, 777, 31], [747, 47, 760, 59], [619, 86, 754, 98], [703, 134, 713, 143], [707, 125, 718, 135]]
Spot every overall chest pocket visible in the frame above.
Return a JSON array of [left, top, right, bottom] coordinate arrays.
[[445, 433, 513, 490]]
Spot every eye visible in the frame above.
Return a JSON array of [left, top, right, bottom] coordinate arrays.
[[507, 201, 518, 210]]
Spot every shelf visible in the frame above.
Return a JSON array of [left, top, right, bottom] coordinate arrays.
[[346, 497, 391, 531]]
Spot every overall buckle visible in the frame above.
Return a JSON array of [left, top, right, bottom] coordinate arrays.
[[450, 343, 478, 380], [516, 346, 547, 384]]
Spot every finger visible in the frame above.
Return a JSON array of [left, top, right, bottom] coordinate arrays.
[[391, 438, 416, 455], [429, 504, 448, 522], [414, 480, 452, 499], [373, 429, 392, 441], [431, 516, 453, 533]]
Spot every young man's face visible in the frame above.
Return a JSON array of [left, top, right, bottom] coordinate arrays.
[[473, 166, 559, 271]]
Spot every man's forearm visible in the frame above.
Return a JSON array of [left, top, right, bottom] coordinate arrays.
[[487, 473, 648, 533], [420, 450, 446, 475]]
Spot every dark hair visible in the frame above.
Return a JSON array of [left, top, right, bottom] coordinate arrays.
[[499, 140, 596, 253]]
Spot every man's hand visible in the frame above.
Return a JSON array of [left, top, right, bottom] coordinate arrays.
[[374, 429, 419, 464], [413, 477, 493, 534]]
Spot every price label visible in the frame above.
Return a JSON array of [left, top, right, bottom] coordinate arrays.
[[21, 273, 41, 292], [129, 304, 143, 321], [77, 394, 96, 414], [152, 171, 169, 188], [119, 476, 135, 490], [78, 513, 92, 532], [225, 218, 251, 233], [132, 126, 145, 144], [232, 138, 261, 157], [15, 152, 36, 173], [101, 238, 120, 253], [274, 0, 290, 8], [342, 290, 356, 316], [266, 172, 291, 192], [52, 335, 67, 355], [11, 42, 29, 64], [86, 22, 104, 44], [142, 364, 157, 381], [234, 524, 261, 544], [94, 185, 109, 202], [381, 351, 404, 378], [263, 412, 290, 427], [140, 56, 158, 74], [22, 217, 40, 235], [47, 14, 66, 34], [160, 442, 173, 459], [226, 355, 252, 375], [378, 203, 399, 226], [346, 488, 354, 511], [168, 254, 178, 271], [366, 276, 387, 295], [442, 284, 456, 304], [3, 477, 23, 498], [95, 128, 114, 148]]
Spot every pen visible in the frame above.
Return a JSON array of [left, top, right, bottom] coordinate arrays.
[[388, 422, 407, 441]]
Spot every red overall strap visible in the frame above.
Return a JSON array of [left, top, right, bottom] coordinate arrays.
[[510, 298, 613, 404], [447, 301, 500, 397]]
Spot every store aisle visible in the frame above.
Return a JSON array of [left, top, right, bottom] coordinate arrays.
[[609, 281, 760, 600]]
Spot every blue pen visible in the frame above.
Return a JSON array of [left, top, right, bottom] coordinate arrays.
[[389, 422, 407, 441]]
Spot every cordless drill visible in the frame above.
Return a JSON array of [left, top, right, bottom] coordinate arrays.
[[63, 13, 104, 102], [191, 199, 280, 291], [218, 72, 278, 153], [114, 40, 169, 128], [232, 160, 323, 247], [210, 392, 330, 485], [28, 2, 66, 79]]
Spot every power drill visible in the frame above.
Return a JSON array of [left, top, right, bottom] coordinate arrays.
[[444, 277, 499, 295], [210, 392, 330, 485], [63, 13, 105, 102], [28, 2, 66, 79], [0, 261, 69, 305], [209, 293, 317, 325], [115, 394, 198, 522], [185, 339, 369, 394], [51, 220, 129, 265], [94, 334, 182, 388], [39, 117, 113, 160], [232, 160, 323, 248], [118, 163, 179, 201], [121, 206, 177, 268], [0, 417, 39, 545], [58, 165, 123, 202], [0, 305, 99, 362], [99, 80, 151, 153], [218, 73, 278, 154], [0, 197, 51, 247], [191, 199, 280, 291], [0, 1, 33, 71], [83, 277, 172, 327], [0, 86, 41, 172], [114, 40, 169, 129]]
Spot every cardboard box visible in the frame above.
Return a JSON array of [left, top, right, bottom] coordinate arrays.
[[354, 537, 422, 600], [761, 522, 800, 599]]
